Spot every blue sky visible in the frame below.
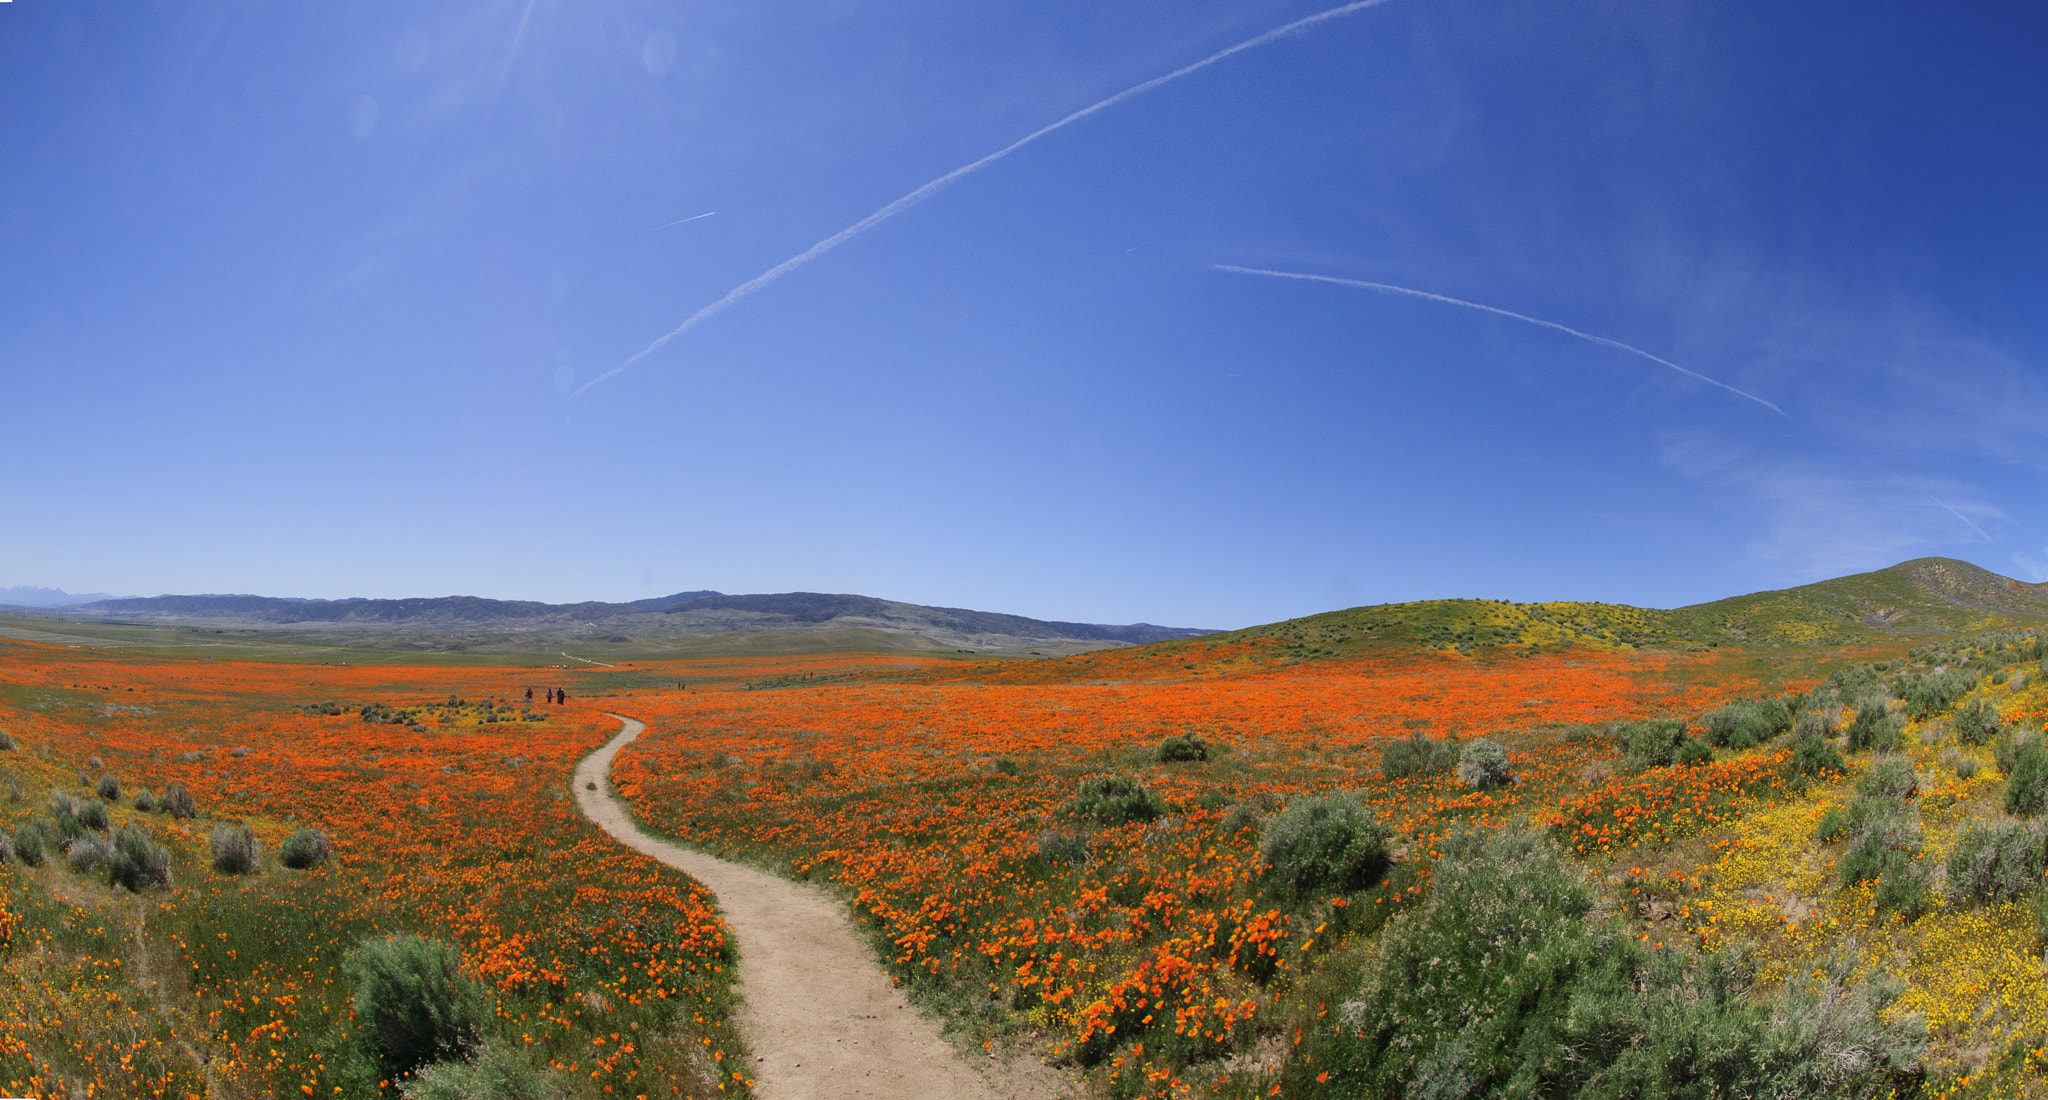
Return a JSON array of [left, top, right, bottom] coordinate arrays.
[[3, 1, 2044, 629]]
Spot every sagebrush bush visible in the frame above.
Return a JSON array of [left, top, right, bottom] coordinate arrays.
[[1837, 806, 1930, 917], [1287, 827, 1923, 1097], [1855, 759, 1919, 801], [210, 823, 262, 874], [1623, 719, 1688, 769], [67, 836, 115, 872], [345, 933, 490, 1080], [1033, 831, 1090, 867], [1455, 738, 1513, 789], [133, 787, 156, 812], [1156, 735, 1208, 763], [1995, 725, 2037, 776], [0, 729, 13, 751], [1786, 733, 1846, 782], [1946, 819, 2046, 906], [96, 774, 120, 801], [159, 782, 196, 819], [279, 828, 332, 869], [1844, 704, 1904, 753], [399, 1041, 567, 1100], [1378, 731, 1459, 780], [12, 821, 46, 867], [1257, 796, 1388, 904], [75, 799, 109, 831], [1707, 699, 1792, 749], [1674, 737, 1714, 767], [2005, 740, 2048, 818], [1062, 775, 1165, 826], [108, 826, 171, 892], [1902, 669, 1975, 719], [1955, 699, 2002, 746]]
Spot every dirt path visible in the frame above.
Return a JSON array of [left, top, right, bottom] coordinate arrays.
[[574, 715, 1068, 1100]]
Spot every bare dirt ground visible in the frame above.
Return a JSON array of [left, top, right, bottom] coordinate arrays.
[[574, 714, 1072, 1100]]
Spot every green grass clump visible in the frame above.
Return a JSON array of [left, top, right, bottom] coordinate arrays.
[[345, 933, 490, 1082], [1062, 775, 1165, 826], [1257, 796, 1388, 905]]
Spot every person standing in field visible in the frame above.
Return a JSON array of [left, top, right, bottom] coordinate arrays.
[[525, 687, 533, 704], [557, 688, 568, 704]]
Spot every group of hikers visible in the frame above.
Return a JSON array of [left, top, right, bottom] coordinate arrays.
[[524, 686, 569, 705]]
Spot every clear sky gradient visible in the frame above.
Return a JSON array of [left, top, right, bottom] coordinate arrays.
[[3, 1, 2044, 628]]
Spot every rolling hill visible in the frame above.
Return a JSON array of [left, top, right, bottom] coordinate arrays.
[[1217, 557, 2048, 657]]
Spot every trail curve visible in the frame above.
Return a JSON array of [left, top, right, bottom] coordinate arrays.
[[573, 714, 1064, 1100]]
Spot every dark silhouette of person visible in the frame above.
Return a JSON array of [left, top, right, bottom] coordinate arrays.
[[525, 687, 533, 703], [556, 687, 566, 704]]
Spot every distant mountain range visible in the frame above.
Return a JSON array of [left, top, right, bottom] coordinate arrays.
[[1222, 557, 2048, 656], [0, 585, 120, 608], [25, 588, 1214, 652]]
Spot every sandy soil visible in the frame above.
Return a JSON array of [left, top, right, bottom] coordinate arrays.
[[574, 714, 1071, 1100]]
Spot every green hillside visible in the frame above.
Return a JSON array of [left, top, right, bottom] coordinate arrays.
[[1220, 557, 2048, 656]]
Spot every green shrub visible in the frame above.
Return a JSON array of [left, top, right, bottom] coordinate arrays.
[[279, 828, 332, 870], [344, 934, 490, 1081], [67, 836, 115, 872], [159, 782, 197, 819], [1837, 807, 1929, 917], [1844, 704, 1904, 753], [1674, 737, 1714, 767], [1623, 718, 1688, 769], [1286, 826, 1924, 1097], [133, 787, 156, 812], [96, 774, 120, 801], [1033, 831, 1090, 867], [399, 1042, 565, 1100], [1786, 733, 1846, 781], [13, 821, 46, 867], [1257, 796, 1388, 904], [1901, 669, 1975, 720], [210, 823, 262, 874], [1955, 699, 2002, 746], [1455, 738, 1513, 789], [1995, 725, 2037, 775], [1706, 700, 1792, 749], [1946, 819, 2046, 906], [1156, 735, 1209, 764], [1855, 759, 1918, 801], [108, 826, 171, 892], [1379, 731, 1459, 780], [2005, 740, 2048, 818], [1062, 775, 1165, 826], [75, 799, 109, 831]]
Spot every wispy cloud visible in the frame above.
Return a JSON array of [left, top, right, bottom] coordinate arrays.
[[570, 0, 1401, 399], [1212, 264, 1787, 416], [1661, 434, 2005, 581]]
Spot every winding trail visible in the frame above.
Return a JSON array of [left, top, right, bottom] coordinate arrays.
[[574, 714, 1066, 1100]]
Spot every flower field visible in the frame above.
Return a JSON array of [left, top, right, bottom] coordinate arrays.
[[603, 643, 1802, 1096], [0, 639, 747, 1099]]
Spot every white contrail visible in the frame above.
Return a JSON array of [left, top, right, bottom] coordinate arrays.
[[1213, 264, 1787, 417], [570, 0, 1400, 399], [660, 211, 717, 228]]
